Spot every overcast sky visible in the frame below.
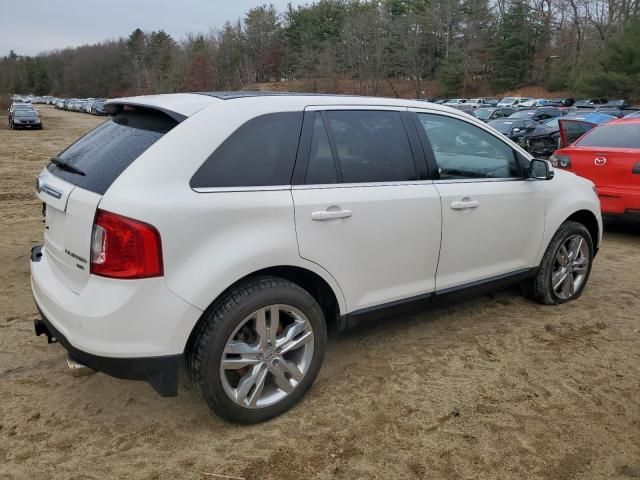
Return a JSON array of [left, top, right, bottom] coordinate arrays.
[[0, 0, 307, 56]]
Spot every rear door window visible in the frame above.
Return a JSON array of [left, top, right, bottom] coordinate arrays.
[[48, 109, 177, 195], [191, 112, 303, 189], [323, 110, 417, 183]]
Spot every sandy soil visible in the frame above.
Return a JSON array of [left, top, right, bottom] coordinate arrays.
[[0, 106, 639, 480]]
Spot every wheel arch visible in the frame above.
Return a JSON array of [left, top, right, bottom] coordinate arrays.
[[565, 209, 600, 255], [185, 265, 344, 357]]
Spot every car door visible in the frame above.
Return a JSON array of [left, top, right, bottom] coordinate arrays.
[[558, 119, 597, 148], [410, 110, 546, 291], [292, 107, 442, 313]]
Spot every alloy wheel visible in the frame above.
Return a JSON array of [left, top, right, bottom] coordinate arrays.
[[551, 234, 589, 300], [219, 304, 314, 409]]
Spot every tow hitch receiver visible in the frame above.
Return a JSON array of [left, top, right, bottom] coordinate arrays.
[[34, 318, 57, 344]]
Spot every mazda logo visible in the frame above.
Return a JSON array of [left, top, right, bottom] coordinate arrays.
[[594, 157, 607, 166]]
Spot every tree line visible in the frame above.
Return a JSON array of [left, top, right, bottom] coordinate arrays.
[[1, 0, 639, 99]]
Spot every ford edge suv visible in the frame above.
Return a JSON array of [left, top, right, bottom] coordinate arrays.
[[31, 92, 602, 424]]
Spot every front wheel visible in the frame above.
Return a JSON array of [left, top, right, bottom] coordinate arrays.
[[188, 276, 327, 424], [521, 220, 594, 304]]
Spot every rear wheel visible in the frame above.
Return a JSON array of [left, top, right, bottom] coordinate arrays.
[[188, 276, 327, 424], [521, 220, 593, 304]]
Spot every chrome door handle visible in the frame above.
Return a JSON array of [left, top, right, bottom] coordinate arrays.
[[450, 200, 479, 210], [311, 209, 353, 221]]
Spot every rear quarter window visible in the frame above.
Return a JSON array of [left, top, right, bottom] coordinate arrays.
[[576, 124, 640, 148], [190, 112, 303, 189], [48, 109, 177, 195]]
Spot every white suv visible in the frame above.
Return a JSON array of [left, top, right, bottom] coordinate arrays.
[[31, 93, 602, 423]]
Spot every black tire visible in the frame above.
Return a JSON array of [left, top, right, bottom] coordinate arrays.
[[187, 276, 327, 424], [521, 220, 594, 304]]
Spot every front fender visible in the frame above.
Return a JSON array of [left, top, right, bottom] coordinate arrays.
[[536, 169, 603, 264]]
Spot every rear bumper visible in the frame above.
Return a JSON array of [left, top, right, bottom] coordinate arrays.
[[34, 310, 180, 396], [597, 186, 640, 216], [30, 244, 203, 396]]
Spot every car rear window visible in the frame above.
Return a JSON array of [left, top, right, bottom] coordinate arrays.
[[47, 109, 177, 195], [576, 123, 640, 148]]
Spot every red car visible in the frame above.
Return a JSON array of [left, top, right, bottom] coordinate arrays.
[[550, 117, 640, 217]]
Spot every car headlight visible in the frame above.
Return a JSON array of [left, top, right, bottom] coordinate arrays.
[[550, 154, 571, 168]]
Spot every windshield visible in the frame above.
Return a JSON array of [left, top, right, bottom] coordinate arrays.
[[577, 123, 640, 148], [489, 120, 515, 134], [475, 108, 493, 119], [500, 97, 515, 104], [509, 110, 534, 119]]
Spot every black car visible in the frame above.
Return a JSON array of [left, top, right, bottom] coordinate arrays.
[[573, 98, 608, 108], [549, 98, 575, 107], [474, 107, 517, 122], [487, 118, 538, 141], [507, 107, 563, 122], [519, 112, 615, 157], [10, 109, 42, 129]]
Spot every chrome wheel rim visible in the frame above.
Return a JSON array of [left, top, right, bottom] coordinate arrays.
[[552, 234, 589, 300], [220, 304, 314, 409]]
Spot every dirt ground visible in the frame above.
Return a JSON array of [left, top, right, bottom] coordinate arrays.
[[0, 106, 639, 480]]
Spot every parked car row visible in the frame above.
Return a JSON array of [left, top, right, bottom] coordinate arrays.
[[10, 94, 108, 115], [7, 102, 42, 130], [461, 101, 639, 158], [55, 98, 108, 115]]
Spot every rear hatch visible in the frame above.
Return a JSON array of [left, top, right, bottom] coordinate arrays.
[[562, 121, 640, 190], [565, 148, 639, 190], [38, 108, 177, 293]]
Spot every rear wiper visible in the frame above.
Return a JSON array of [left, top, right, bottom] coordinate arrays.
[[49, 156, 85, 176]]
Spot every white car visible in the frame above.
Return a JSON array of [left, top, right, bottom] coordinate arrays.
[[444, 98, 468, 105], [466, 98, 489, 108], [497, 96, 529, 108], [31, 93, 602, 423]]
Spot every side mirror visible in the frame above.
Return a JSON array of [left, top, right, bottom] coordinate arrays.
[[528, 159, 554, 180]]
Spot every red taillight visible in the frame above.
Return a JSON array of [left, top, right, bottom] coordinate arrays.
[[90, 209, 163, 279]]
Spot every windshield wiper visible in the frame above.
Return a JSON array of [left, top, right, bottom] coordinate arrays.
[[49, 156, 85, 176]]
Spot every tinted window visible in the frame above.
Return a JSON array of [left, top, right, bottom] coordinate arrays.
[[418, 113, 520, 179], [191, 112, 302, 188], [48, 110, 177, 195], [306, 114, 338, 184], [576, 123, 640, 148], [324, 110, 416, 183], [561, 121, 595, 145]]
